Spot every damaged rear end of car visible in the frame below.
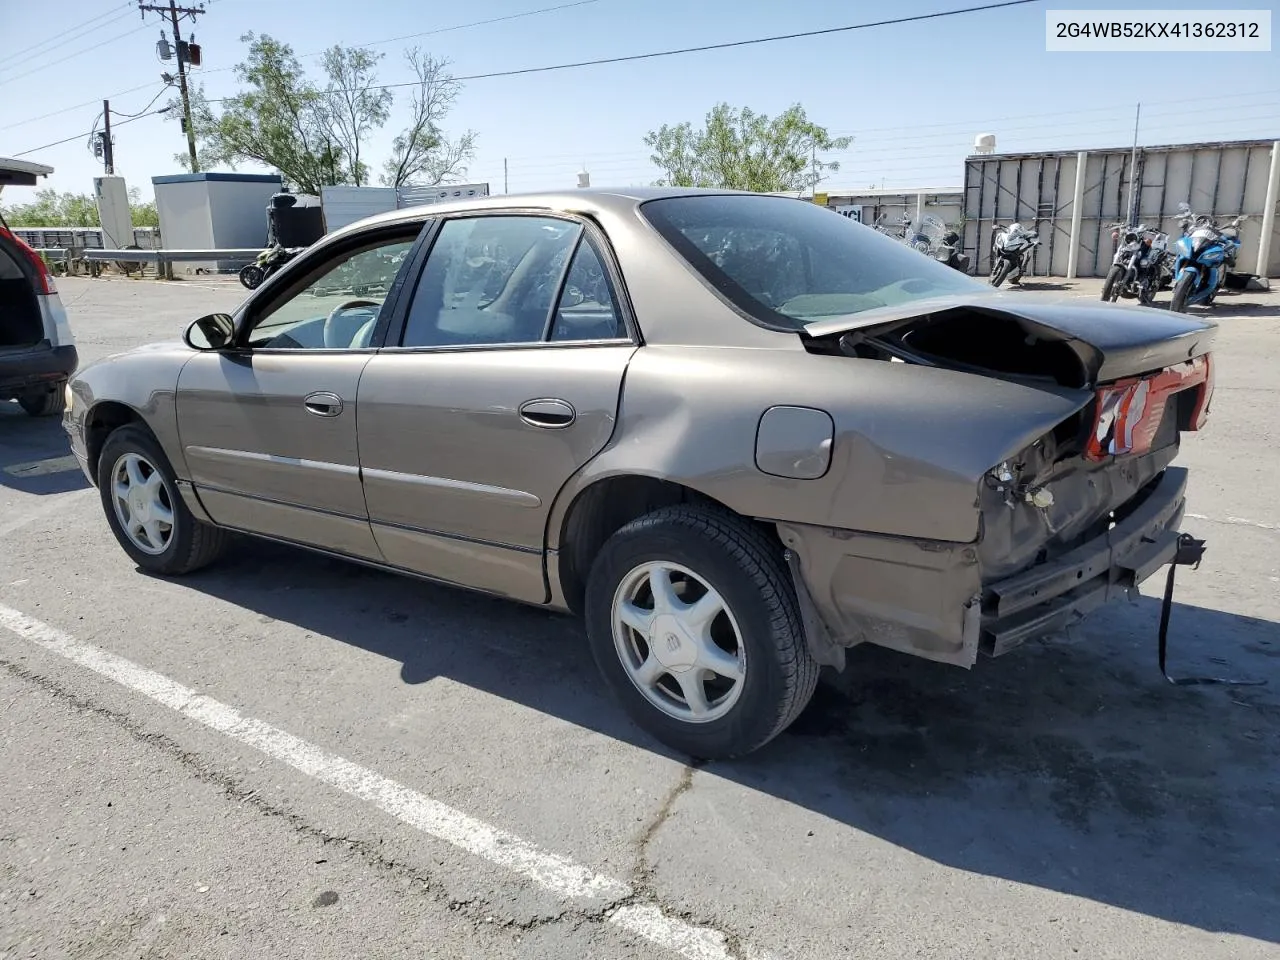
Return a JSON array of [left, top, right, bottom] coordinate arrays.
[[794, 296, 1216, 669]]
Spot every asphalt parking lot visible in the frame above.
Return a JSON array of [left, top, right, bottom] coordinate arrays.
[[2, 275, 1278, 960]]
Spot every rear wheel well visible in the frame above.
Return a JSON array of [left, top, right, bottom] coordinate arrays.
[[85, 402, 144, 481], [555, 475, 783, 614]]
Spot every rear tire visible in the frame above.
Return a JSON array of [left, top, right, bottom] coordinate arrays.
[[584, 504, 819, 760], [97, 424, 229, 575], [18, 380, 67, 417], [1170, 272, 1196, 313], [990, 259, 1011, 288], [1101, 264, 1124, 302]]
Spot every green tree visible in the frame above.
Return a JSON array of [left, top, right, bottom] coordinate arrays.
[[645, 103, 852, 193], [322, 45, 393, 186], [380, 49, 475, 188], [1, 189, 99, 227], [2, 188, 162, 229], [181, 33, 347, 193], [128, 187, 160, 228]]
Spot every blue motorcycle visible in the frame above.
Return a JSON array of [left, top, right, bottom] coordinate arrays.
[[1169, 202, 1246, 313]]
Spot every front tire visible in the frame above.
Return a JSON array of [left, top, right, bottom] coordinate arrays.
[[18, 380, 67, 417], [1170, 271, 1196, 313], [1101, 264, 1124, 302], [97, 424, 229, 575], [584, 505, 819, 760], [239, 264, 265, 290], [990, 259, 1011, 288]]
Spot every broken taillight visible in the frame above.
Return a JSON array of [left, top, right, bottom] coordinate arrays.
[[1085, 354, 1212, 461]]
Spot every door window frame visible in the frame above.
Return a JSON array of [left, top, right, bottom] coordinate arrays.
[[380, 208, 639, 354], [228, 218, 436, 354]]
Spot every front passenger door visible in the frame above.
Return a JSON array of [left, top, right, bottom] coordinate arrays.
[[177, 227, 421, 559]]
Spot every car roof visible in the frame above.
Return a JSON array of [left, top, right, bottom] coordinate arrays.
[[328, 186, 789, 239], [0, 157, 54, 187]]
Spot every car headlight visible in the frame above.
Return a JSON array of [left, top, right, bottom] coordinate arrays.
[[63, 382, 75, 412]]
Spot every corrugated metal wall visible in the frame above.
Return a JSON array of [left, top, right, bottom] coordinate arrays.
[[321, 183, 493, 232], [320, 186, 399, 232], [963, 140, 1279, 278]]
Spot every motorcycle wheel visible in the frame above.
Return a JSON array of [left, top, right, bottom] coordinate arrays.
[[1138, 280, 1156, 306], [990, 259, 1011, 288], [1170, 272, 1196, 314], [239, 264, 265, 290], [1101, 265, 1124, 302]]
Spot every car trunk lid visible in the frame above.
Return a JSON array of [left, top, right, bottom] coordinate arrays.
[[802, 294, 1216, 387]]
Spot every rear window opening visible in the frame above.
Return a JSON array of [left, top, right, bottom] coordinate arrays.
[[0, 240, 44, 349], [811, 307, 1092, 389]]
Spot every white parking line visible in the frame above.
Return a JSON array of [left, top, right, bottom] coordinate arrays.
[[0, 603, 764, 960]]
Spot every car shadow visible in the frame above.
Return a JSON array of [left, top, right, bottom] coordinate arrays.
[[0, 402, 87, 495], [1009, 280, 1073, 291], [178, 539, 1280, 943]]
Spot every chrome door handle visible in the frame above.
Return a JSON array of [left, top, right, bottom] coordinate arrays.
[[304, 391, 344, 417], [518, 398, 576, 429]]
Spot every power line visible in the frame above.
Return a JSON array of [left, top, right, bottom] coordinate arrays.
[[0, 22, 154, 89], [5, 2, 136, 68], [0, 83, 158, 133], [0, 0, 597, 131], [299, 0, 604, 60], [110, 85, 173, 118], [202, 0, 1047, 104], [12, 108, 169, 158]]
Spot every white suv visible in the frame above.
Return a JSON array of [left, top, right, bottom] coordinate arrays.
[[0, 157, 77, 416]]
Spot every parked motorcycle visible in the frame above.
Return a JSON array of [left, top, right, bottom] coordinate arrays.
[[1100, 222, 1173, 305], [933, 229, 971, 273], [871, 213, 933, 254], [1168, 202, 1245, 313], [239, 243, 299, 290], [989, 222, 1040, 287]]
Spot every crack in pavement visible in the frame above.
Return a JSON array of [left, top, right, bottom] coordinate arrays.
[[0, 656, 774, 959]]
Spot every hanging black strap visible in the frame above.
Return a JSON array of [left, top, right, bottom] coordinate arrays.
[[1157, 534, 1266, 687]]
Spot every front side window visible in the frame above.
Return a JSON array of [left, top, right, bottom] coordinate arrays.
[[401, 216, 585, 348], [640, 195, 984, 331], [245, 236, 417, 349]]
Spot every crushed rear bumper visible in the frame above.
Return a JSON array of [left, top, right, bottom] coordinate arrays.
[[779, 466, 1190, 669], [980, 466, 1188, 655]]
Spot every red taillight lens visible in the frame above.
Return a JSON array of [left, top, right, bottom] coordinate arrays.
[[1085, 354, 1211, 461], [0, 227, 57, 295]]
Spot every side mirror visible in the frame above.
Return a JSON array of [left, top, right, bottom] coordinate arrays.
[[184, 313, 235, 351]]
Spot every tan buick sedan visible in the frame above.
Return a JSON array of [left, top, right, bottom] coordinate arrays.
[[65, 189, 1216, 758]]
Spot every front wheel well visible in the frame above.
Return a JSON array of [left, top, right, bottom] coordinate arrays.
[[85, 401, 145, 482], [555, 475, 783, 614]]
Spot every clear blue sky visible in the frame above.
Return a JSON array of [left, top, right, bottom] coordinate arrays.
[[2, 0, 1277, 201]]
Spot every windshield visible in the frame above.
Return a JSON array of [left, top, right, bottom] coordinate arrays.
[[640, 195, 983, 330]]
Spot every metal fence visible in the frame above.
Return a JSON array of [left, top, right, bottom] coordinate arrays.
[[9, 225, 161, 252], [962, 138, 1280, 278]]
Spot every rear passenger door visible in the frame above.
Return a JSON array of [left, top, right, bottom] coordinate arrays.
[[357, 213, 637, 602]]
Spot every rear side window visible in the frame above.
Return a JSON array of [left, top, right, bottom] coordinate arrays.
[[549, 237, 624, 342], [640, 194, 982, 331]]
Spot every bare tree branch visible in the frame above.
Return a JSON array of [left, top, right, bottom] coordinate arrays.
[[381, 49, 476, 188]]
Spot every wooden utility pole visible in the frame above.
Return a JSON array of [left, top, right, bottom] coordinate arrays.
[[101, 99, 115, 175], [138, 1, 204, 172]]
